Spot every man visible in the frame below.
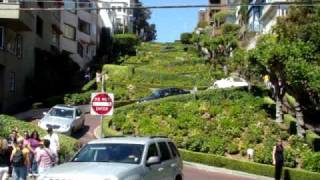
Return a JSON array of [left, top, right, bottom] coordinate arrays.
[[43, 128, 60, 164], [10, 137, 30, 180]]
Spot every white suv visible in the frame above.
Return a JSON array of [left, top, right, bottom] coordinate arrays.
[[38, 136, 183, 180]]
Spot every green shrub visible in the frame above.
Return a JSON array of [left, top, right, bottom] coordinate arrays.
[[64, 91, 92, 105], [306, 130, 320, 152], [302, 152, 320, 172], [227, 143, 240, 154], [285, 148, 298, 168], [284, 114, 297, 135], [254, 144, 273, 164], [113, 34, 139, 57], [180, 33, 193, 44], [0, 115, 78, 162], [180, 149, 320, 180]]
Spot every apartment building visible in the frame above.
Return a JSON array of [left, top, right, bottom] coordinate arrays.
[[60, 0, 99, 69], [0, 1, 62, 113], [99, 0, 135, 34], [260, 0, 289, 34]]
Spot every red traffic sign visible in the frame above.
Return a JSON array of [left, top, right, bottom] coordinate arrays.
[[91, 93, 114, 115]]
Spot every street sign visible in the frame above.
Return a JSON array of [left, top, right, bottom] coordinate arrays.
[[91, 92, 114, 116]]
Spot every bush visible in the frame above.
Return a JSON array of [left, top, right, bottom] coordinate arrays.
[[180, 33, 193, 44], [227, 143, 240, 154], [0, 115, 78, 162], [302, 152, 320, 172], [64, 91, 92, 105], [306, 130, 320, 152], [113, 34, 139, 57], [180, 149, 320, 180], [284, 114, 297, 135]]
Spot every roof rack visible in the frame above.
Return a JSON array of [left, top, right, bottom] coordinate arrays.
[[149, 136, 168, 139]]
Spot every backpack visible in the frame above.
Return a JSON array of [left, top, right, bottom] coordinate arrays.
[[12, 149, 24, 167]]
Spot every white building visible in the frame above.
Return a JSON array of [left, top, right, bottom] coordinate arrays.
[[98, 0, 135, 34], [60, 0, 100, 69], [260, 0, 289, 34]]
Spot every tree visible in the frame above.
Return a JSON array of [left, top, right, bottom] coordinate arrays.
[[133, 0, 156, 42], [180, 33, 193, 44], [97, 27, 113, 64], [113, 34, 140, 59], [249, 35, 317, 135]]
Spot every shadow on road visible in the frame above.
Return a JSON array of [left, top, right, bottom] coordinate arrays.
[[72, 125, 90, 139]]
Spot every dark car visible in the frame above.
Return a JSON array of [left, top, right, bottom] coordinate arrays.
[[138, 88, 190, 103]]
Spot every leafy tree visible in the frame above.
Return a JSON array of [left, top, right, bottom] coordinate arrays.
[[97, 27, 113, 64], [133, 0, 156, 42], [113, 34, 140, 60], [180, 33, 193, 44]]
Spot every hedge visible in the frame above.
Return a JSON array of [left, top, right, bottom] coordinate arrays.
[[284, 114, 297, 135], [179, 149, 320, 180], [0, 115, 79, 162], [306, 130, 320, 152]]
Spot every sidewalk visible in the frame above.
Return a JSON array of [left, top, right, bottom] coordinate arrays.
[[184, 161, 273, 180]]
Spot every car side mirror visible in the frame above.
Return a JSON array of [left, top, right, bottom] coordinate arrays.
[[146, 156, 160, 166], [43, 112, 48, 116]]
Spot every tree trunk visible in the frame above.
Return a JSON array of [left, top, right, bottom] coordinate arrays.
[[295, 102, 306, 137], [276, 96, 284, 123]]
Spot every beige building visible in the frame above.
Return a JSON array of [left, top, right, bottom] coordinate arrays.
[[60, 0, 100, 69], [0, 1, 62, 113]]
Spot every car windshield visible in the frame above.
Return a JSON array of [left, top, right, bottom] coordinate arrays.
[[49, 108, 74, 118], [72, 144, 144, 164]]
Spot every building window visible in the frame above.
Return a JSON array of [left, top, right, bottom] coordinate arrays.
[[52, 28, 60, 47], [6, 29, 16, 54], [117, 6, 121, 12], [64, 24, 76, 40], [9, 72, 15, 92], [78, 19, 91, 35], [77, 42, 83, 57], [16, 35, 22, 58], [36, 16, 43, 37], [65, 0, 76, 13], [0, 26, 4, 49], [79, 0, 91, 13], [38, 1, 44, 8]]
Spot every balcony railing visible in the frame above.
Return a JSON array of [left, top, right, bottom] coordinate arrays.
[[0, 2, 33, 31]]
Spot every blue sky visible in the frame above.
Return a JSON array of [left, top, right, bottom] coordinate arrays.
[[141, 0, 208, 42]]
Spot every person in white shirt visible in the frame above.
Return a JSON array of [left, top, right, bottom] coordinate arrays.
[[43, 128, 59, 164]]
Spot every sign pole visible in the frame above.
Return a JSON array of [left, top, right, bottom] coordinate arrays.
[[100, 115, 104, 138]]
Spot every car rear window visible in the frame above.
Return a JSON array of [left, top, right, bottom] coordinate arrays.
[[158, 142, 171, 161]]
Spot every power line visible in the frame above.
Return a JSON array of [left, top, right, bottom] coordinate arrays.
[[0, 1, 320, 11]]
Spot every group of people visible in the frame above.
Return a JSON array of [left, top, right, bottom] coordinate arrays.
[[0, 127, 60, 180]]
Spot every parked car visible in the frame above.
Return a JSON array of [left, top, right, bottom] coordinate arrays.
[[38, 136, 183, 180], [38, 105, 85, 135], [138, 88, 190, 103], [208, 77, 249, 89]]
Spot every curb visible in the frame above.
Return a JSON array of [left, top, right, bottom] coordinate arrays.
[[184, 161, 273, 180]]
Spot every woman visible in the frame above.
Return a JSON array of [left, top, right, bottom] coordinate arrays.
[[0, 137, 10, 180], [29, 131, 41, 177], [36, 140, 55, 174], [10, 137, 30, 180], [273, 139, 284, 180]]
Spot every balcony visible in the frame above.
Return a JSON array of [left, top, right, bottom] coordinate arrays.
[[261, 0, 288, 19], [0, 3, 33, 31]]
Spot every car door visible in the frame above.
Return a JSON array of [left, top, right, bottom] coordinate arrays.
[[168, 142, 183, 179], [157, 141, 174, 180], [143, 143, 163, 180]]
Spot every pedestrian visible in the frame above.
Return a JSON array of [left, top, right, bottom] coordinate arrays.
[[43, 128, 60, 164], [95, 70, 102, 89], [22, 131, 30, 148], [10, 137, 30, 180], [36, 140, 55, 174], [7, 129, 21, 178], [0, 137, 10, 180], [28, 131, 41, 177], [273, 139, 284, 180]]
